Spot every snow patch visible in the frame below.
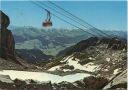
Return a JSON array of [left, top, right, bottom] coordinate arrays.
[[84, 62, 99, 72], [106, 58, 110, 62], [67, 57, 85, 70], [88, 57, 95, 60], [0, 70, 90, 83], [48, 66, 61, 71], [63, 69, 71, 72], [113, 69, 119, 75], [48, 55, 100, 72]]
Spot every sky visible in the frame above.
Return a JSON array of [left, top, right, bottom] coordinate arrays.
[[1, 1, 127, 31]]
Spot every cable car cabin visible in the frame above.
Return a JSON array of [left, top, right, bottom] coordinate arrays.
[[43, 20, 52, 27], [43, 10, 52, 27]]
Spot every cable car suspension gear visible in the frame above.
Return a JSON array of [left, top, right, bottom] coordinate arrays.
[[43, 9, 52, 27]]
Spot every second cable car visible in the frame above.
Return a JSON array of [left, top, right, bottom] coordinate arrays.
[[43, 10, 52, 27]]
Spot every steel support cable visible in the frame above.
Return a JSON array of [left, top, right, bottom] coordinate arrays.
[[31, 1, 97, 37], [48, 1, 111, 37], [38, 1, 104, 37], [48, 1, 108, 36], [48, 1, 92, 28]]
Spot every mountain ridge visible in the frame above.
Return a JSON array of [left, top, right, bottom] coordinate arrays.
[[10, 26, 127, 57]]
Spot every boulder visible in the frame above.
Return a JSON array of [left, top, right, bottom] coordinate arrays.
[[0, 74, 13, 83], [0, 74, 15, 90]]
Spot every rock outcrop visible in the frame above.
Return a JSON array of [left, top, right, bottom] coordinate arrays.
[[0, 10, 15, 60], [53, 76, 108, 90], [103, 70, 127, 90], [0, 77, 53, 90], [58, 37, 99, 56], [58, 37, 127, 56], [0, 29, 15, 60], [0, 10, 26, 66], [0, 74, 13, 83]]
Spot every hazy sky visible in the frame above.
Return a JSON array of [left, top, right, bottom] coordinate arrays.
[[1, 1, 127, 31]]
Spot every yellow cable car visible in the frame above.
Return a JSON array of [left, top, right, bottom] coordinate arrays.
[[43, 10, 52, 27]]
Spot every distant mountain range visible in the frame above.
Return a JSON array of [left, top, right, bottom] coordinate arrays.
[[10, 26, 91, 56], [9, 26, 127, 57]]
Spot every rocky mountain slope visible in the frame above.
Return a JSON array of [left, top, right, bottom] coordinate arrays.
[[16, 49, 53, 63], [103, 70, 127, 90], [10, 26, 126, 56], [42, 37, 127, 89], [0, 36, 127, 90], [58, 37, 126, 56]]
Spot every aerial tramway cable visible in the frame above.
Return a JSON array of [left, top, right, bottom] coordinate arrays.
[[38, 1, 104, 37], [47, 1, 111, 37], [31, 1, 97, 37], [43, 9, 52, 27]]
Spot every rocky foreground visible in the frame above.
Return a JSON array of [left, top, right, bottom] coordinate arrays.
[[0, 37, 127, 90], [0, 70, 127, 90]]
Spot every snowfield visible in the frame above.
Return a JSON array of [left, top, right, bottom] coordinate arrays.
[[49, 55, 100, 72], [0, 70, 90, 83]]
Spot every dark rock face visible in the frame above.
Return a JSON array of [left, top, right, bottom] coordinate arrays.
[[103, 70, 127, 90], [108, 83, 127, 90], [58, 37, 99, 56], [53, 82, 83, 90], [0, 81, 16, 90], [14, 79, 53, 90], [107, 37, 127, 50], [0, 80, 53, 90], [52, 76, 108, 90], [0, 10, 15, 60], [58, 37, 127, 56], [24, 84, 53, 90], [82, 76, 108, 90], [0, 29, 15, 59], [0, 11, 25, 66]]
